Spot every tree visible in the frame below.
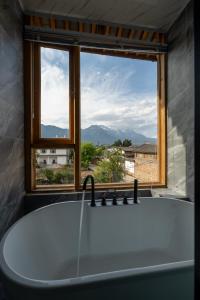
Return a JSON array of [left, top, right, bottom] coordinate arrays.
[[54, 168, 74, 184], [95, 146, 105, 158], [41, 169, 54, 183], [93, 160, 111, 183], [122, 139, 132, 147], [94, 149, 125, 183], [113, 139, 122, 147], [81, 142, 96, 169]]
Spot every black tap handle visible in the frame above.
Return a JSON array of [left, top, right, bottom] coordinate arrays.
[[112, 194, 118, 205], [134, 179, 138, 204], [101, 197, 107, 206], [123, 196, 128, 205]]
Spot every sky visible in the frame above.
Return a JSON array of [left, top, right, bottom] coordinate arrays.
[[41, 47, 157, 138]]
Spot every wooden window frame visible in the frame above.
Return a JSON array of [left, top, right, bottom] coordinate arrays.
[[33, 43, 75, 147], [24, 41, 166, 192]]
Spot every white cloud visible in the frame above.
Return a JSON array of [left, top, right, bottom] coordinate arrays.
[[81, 63, 157, 138], [41, 48, 69, 129], [41, 49, 157, 138]]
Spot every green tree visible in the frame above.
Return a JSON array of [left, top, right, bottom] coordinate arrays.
[[54, 168, 74, 184], [94, 149, 125, 183], [41, 169, 55, 183], [113, 139, 122, 147], [81, 142, 96, 169], [93, 160, 111, 183], [122, 139, 132, 147], [95, 146, 105, 158]]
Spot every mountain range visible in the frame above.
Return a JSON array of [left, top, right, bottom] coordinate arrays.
[[41, 124, 156, 145]]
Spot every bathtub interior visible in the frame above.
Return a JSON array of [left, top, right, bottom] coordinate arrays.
[[2, 198, 194, 281]]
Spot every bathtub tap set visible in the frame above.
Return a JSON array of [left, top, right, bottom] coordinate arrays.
[[83, 175, 139, 207]]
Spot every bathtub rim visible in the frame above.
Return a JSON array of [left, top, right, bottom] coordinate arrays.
[[0, 197, 194, 289]]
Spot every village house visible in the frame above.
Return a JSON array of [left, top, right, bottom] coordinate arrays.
[[36, 149, 73, 167], [122, 144, 157, 180]]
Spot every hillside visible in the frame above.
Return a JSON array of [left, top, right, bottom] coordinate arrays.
[[41, 124, 156, 145]]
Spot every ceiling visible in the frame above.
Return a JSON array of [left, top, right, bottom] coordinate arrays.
[[20, 0, 190, 32]]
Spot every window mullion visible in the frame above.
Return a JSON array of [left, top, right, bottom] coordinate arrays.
[[73, 46, 81, 190]]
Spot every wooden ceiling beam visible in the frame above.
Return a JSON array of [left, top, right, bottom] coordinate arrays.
[[139, 30, 144, 40], [116, 27, 123, 38], [128, 29, 135, 39], [79, 22, 84, 32], [34, 16, 41, 27], [63, 20, 69, 31], [141, 31, 149, 40], [105, 25, 110, 35], [91, 23, 96, 34], [49, 17, 56, 30]]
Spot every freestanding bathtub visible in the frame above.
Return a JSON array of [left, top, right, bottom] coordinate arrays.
[[0, 197, 194, 300]]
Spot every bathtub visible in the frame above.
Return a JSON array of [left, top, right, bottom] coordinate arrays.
[[0, 197, 194, 300]]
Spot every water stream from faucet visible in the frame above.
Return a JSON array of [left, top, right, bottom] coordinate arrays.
[[76, 190, 86, 277]]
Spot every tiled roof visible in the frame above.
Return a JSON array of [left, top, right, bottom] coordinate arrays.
[[135, 144, 157, 154], [121, 146, 137, 152]]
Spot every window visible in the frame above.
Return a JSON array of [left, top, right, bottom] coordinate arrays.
[[35, 149, 74, 187], [50, 149, 56, 153], [80, 52, 158, 184], [40, 47, 70, 139], [25, 43, 166, 191]]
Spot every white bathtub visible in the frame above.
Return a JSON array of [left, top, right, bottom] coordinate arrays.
[[0, 197, 194, 300]]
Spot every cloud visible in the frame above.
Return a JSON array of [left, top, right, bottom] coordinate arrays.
[[41, 48, 69, 128], [81, 57, 157, 138], [41, 49, 157, 138]]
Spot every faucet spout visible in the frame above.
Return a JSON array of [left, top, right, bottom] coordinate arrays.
[[83, 175, 96, 207]]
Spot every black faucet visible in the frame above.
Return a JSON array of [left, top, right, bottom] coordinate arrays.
[[133, 179, 138, 204], [112, 190, 118, 205], [82, 175, 96, 207]]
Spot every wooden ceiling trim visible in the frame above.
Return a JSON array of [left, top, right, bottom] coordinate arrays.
[[25, 14, 166, 44], [128, 29, 134, 39], [81, 47, 157, 61], [91, 23, 96, 34], [141, 31, 149, 41], [24, 14, 168, 53], [79, 22, 84, 32], [64, 20, 69, 31], [49, 17, 56, 30], [105, 25, 110, 35], [116, 26, 123, 38]]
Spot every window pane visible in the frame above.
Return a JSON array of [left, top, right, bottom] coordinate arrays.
[[34, 149, 74, 187], [80, 52, 158, 184], [40, 47, 69, 138]]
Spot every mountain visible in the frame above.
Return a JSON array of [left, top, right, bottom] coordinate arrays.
[[41, 125, 69, 138], [41, 124, 156, 145], [82, 125, 116, 145]]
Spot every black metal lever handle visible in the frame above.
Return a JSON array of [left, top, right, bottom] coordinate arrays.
[[134, 179, 138, 204], [112, 195, 118, 205], [123, 196, 128, 205], [101, 197, 107, 206]]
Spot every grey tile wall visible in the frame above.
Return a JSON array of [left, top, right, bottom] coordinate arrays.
[[0, 0, 24, 239], [167, 1, 194, 200]]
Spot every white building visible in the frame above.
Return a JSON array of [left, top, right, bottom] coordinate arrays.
[[125, 158, 135, 175], [36, 149, 73, 166]]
